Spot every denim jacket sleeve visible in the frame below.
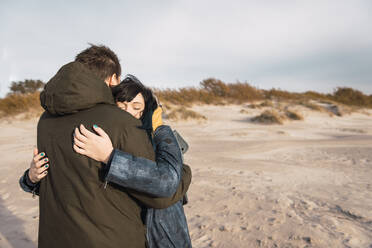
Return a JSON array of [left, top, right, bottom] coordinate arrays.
[[19, 169, 40, 196], [105, 125, 183, 198], [127, 163, 192, 209]]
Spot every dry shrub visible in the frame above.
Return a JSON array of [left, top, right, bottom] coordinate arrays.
[[264, 88, 302, 101], [154, 87, 218, 106], [246, 100, 274, 109], [251, 110, 283, 125], [285, 110, 304, 120], [264, 87, 372, 109], [298, 101, 324, 112], [246, 103, 258, 109], [332, 87, 372, 107], [251, 108, 303, 124], [240, 109, 250, 114], [155, 78, 264, 106], [2, 78, 371, 119], [0, 92, 42, 118], [222, 81, 263, 103], [9, 79, 45, 95], [166, 107, 207, 121], [260, 100, 274, 108], [200, 78, 230, 97], [303, 91, 330, 101], [160, 102, 173, 111]]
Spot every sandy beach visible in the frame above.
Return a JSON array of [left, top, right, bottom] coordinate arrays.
[[1, 105, 372, 248]]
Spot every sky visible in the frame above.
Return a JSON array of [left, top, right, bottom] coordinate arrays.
[[0, 0, 371, 97]]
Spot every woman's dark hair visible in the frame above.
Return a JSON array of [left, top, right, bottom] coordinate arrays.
[[111, 75, 158, 130]]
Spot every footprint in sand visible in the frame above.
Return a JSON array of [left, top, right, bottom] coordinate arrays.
[[240, 226, 247, 231], [268, 217, 276, 224], [197, 224, 207, 230], [218, 225, 227, 232]]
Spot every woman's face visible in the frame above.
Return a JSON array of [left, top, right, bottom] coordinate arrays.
[[116, 93, 145, 119]]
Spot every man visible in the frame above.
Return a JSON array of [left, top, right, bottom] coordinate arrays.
[[33, 45, 189, 248]]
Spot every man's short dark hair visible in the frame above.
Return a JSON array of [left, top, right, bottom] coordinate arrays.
[[75, 44, 121, 81]]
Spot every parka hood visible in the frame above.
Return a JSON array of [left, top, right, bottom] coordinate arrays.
[[40, 62, 115, 115]]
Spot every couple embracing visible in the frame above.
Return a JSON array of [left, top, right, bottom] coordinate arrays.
[[19, 45, 192, 248]]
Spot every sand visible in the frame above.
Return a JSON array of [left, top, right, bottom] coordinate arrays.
[[0, 105, 371, 248]]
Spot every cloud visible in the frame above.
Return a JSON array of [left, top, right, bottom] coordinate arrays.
[[0, 0, 371, 97]]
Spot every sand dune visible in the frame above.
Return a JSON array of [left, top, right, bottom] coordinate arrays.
[[0, 105, 371, 248]]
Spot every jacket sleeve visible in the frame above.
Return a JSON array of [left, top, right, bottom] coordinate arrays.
[[127, 164, 192, 209], [105, 125, 183, 197], [19, 169, 40, 196]]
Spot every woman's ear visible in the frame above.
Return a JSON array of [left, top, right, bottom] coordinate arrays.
[[116, 102, 128, 111]]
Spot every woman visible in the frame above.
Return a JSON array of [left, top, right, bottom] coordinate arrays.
[[20, 75, 192, 248]]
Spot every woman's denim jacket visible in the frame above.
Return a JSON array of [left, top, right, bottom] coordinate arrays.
[[20, 125, 192, 248]]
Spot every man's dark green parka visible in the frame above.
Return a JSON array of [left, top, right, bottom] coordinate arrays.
[[37, 62, 175, 248]]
